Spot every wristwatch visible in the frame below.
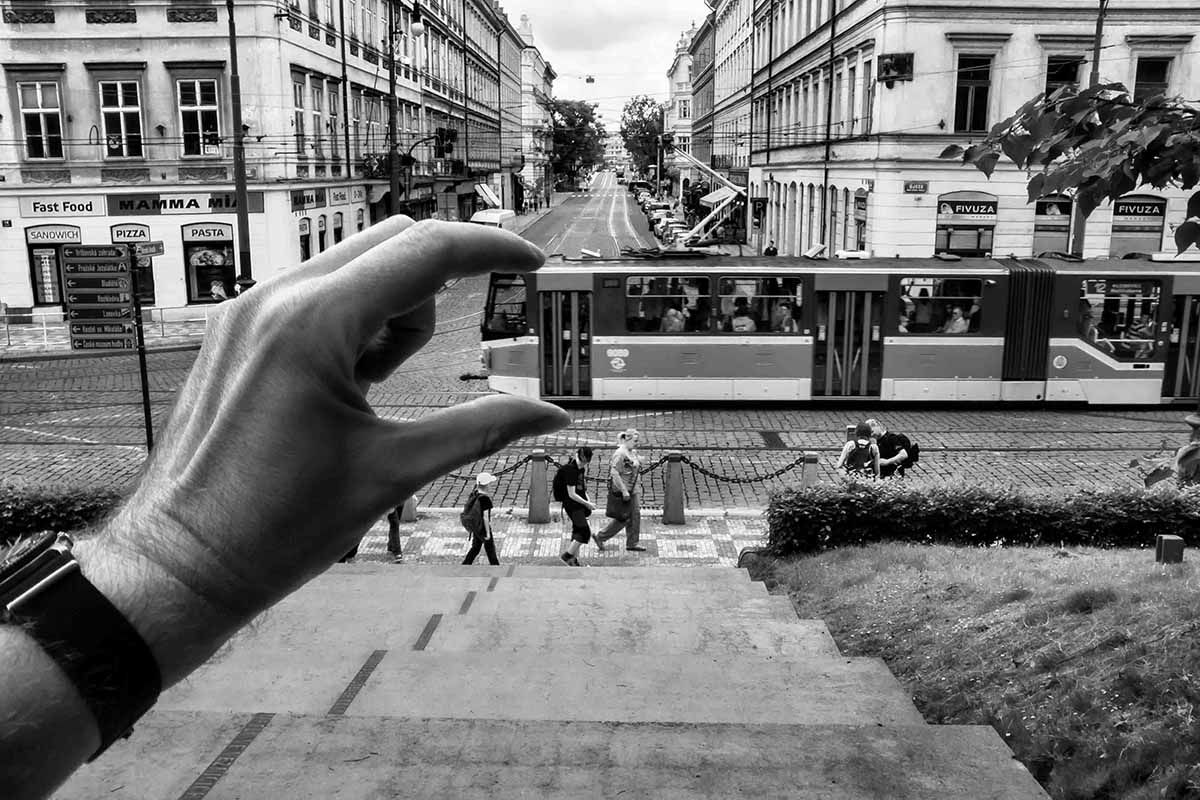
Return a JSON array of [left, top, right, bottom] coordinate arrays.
[[0, 530, 162, 760]]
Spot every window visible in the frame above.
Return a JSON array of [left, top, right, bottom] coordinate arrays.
[[483, 274, 528, 336], [18, 82, 64, 159], [899, 277, 983, 334], [625, 276, 712, 333], [328, 85, 340, 158], [293, 79, 307, 152], [718, 276, 803, 333], [1134, 57, 1171, 102], [178, 79, 220, 156], [351, 91, 362, 159], [954, 55, 991, 133], [347, 0, 358, 37], [678, 99, 691, 119], [1078, 279, 1161, 360], [1045, 56, 1082, 96], [311, 84, 324, 156], [99, 81, 143, 158]]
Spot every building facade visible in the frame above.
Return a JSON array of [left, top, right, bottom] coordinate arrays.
[[0, 0, 537, 319], [517, 15, 555, 206], [748, 0, 1200, 258], [690, 12, 717, 172], [665, 24, 697, 201], [712, 0, 753, 184]]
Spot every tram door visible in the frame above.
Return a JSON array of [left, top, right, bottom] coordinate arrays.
[[1165, 295, 1200, 400], [813, 290, 884, 397], [540, 290, 592, 397]]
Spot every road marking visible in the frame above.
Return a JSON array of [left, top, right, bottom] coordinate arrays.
[[176, 713, 275, 800], [326, 649, 388, 716], [1, 424, 144, 451]]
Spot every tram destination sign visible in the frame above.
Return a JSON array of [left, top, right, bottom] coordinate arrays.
[[62, 243, 136, 350]]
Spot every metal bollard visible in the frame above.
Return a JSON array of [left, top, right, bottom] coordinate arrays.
[[845, 423, 856, 442], [528, 448, 550, 524], [399, 495, 418, 522], [801, 451, 819, 488], [1155, 534, 1185, 564], [662, 451, 685, 525]]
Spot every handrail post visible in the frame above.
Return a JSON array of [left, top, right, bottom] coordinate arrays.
[[801, 451, 819, 488], [528, 449, 550, 523], [662, 450, 685, 524], [845, 423, 856, 442], [399, 494, 418, 522]]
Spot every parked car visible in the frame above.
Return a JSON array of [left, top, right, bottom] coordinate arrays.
[[645, 201, 672, 217], [654, 215, 680, 238]]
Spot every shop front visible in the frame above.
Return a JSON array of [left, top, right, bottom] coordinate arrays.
[[111, 223, 155, 305], [181, 222, 236, 303], [24, 223, 82, 307], [1033, 195, 1072, 256], [935, 191, 998, 257]]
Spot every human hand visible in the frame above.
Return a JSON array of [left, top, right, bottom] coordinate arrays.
[[622, 492, 631, 502], [84, 218, 569, 683]]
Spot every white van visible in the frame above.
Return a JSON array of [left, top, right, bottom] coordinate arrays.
[[469, 209, 517, 229]]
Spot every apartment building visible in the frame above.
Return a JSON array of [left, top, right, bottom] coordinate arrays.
[[748, 0, 1200, 258], [712, 0, 753, 185], [689, 13, 716, 172], [665, 24, 697, 201], [517, 14, 555, 205], [0, 0, 533, 319]]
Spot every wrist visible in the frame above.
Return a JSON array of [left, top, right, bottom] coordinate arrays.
[[74, 509, 252, 687]]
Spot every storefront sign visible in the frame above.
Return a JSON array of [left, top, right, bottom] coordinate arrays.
[[904, 181, 928, 194], [1113, 198, 1166, 230], [108, 192, 264, 216], [111, 223, 151, 243], [25, 225, 81, 244], [937, 198, 998, 222], [317, 216, 327, 231], [19, 195, 105, 217], [290, 188, 328, 211], [351, 186, 366, 203], [727, 170, 749, 187], [329, 187, 350, 204]]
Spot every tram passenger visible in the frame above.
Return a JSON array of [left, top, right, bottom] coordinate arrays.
[[731, 306, 758, 332], [771, 301, 799, 333], [687, 299, 713, 331], [1130, 313, 1156, 358], [911, 289, 933, 332], [660, 305, 686, 332], [940, 306, 969, 334], [1079, 308, 1115, 353]]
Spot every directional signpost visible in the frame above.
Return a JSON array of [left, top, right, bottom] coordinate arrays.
[[61, 244, 156, 448]]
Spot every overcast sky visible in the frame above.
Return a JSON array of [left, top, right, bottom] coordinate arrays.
[[498, 0, 702, 129]]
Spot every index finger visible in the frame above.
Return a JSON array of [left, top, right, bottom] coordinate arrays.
[[323, 220, 546, 337]]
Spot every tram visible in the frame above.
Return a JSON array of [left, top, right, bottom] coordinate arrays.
[[479, 254, 1200, 405]]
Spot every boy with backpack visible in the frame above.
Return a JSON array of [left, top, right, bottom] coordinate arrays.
[[461, 472, 499, 565], [866, 418, 920, 478], [836, 422, 880, 479], [554, 447, 596, 567]]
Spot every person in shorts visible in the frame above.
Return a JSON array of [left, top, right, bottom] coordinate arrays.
[[559, 447, 596, 567]]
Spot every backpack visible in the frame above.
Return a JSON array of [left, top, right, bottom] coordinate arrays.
[[844, 440, 875, 476], [552, 459, 571, 503], [905, 441, 920, 467], [459, 491, 484, 537]]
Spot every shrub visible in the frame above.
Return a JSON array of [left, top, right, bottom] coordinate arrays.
[[0, 484, 123, 545], [765, 481, 1200, 555]]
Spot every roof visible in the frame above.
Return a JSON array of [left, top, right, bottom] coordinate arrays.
[[537, 256, 1009, 275]]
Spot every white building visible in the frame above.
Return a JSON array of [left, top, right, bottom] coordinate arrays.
[[665, 24, 697, 200], [748, 0, 1200, 259], [518, 15, 556, 206], [0, 0, 537, 321]]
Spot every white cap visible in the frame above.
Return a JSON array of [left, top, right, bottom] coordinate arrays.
[[476, 472, 497, 487]]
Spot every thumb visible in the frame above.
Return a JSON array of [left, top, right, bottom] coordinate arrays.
[[372, 395, 570, 500]]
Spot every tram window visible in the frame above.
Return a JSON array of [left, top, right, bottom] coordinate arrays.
[[898, 277, 983, 334], [716, 276, 803, 333], [625, 276, 711, 332], [1077, 279, 1161, 360], [483, 274, 528, 335]]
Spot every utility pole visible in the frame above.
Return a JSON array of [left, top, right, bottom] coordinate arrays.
[[387, 0, 402, 216], [225, 0, 253, 286], [1069, 0, 1110, 256]]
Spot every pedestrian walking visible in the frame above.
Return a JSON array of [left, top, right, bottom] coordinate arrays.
[[461, 472, 499, 565], [554, 447, 596, 566], [386, 504, 405, 563], [595, 429, 646, 552]]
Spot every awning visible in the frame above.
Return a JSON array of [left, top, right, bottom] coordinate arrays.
[[475, 183, 502, 208], [700, 186, 736, 207]]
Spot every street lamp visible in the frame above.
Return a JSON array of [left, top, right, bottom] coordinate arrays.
[[410, 2, 425, 36]]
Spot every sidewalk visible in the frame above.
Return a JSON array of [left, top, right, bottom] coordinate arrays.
[[0, 198, 565, 361], [351, 508, 768, 567]]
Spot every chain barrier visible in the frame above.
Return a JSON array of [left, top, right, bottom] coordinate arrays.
[[679, 453, 808, 485], [447, 454, 536, 482]]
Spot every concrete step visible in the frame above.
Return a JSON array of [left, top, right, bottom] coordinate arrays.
[[57, 712, 1048, 800], [423, 612, 842, 658], [337, 562, 752, 584], [461, 587, 795, 621], [163, 649, 924, 727]]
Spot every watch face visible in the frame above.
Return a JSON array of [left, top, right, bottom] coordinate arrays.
[[0, 530, 58, 580]]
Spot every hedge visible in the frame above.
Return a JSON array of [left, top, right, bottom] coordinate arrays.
[[1, 484, 123, 546], [766, 482, 1200, 555]]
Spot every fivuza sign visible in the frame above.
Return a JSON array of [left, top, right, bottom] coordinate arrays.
[[937, 199, 998, 222]]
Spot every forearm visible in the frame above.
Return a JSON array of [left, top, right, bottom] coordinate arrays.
[[609, 468, 628, 494], [1, 513, 252, 799]]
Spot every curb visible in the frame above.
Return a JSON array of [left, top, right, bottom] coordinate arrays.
[[0, 342, 202, 363]]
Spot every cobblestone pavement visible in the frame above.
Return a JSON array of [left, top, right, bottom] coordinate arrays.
[[348, 510, 768, 568], [2, 190, 1195, 509]]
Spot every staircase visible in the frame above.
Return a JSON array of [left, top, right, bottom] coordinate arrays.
[[56, 564, 1048, 799]]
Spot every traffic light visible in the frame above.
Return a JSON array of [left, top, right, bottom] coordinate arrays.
[[434, 126, 457, 158], [661, 132, 675, 151]]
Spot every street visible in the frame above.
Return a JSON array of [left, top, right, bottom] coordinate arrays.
[[0, 186, 1187, 511]]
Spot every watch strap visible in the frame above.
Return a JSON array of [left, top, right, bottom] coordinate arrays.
[[8, 554, 162, 761]]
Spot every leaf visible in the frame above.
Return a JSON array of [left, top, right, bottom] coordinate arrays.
[[939, 144, 965, 160], [1188, 190, 1200, 220], [976, 151, 1001, 178], [1175, 219, 1200, 254], [1026, 173, 1047, 203]]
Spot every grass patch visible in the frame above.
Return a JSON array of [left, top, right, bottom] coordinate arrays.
[[758, 544, 1200, 800]]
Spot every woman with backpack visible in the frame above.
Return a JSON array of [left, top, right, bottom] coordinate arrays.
[[461, 472, 499, 565], [835, 422, 880, 479]]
